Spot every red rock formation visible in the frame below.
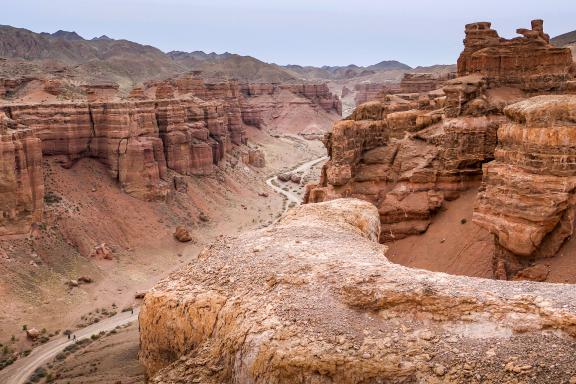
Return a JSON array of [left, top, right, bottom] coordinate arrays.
[[243, 148, 265, 168], [281, 84, 342, 115], [128, 86, 147, 100], [306, 21, 572, 242], [0, 93, 242, 206], [474, 95, 576, 269], [457, 20, 573, 91], [0, 113, 43, 235], [0, 77, 34, 98], [81, 84, 119, 102], [307, 111, 500, 241], [140, 199, 576, 383], [399, 73, 453, 93], [353, 83, 392, 106]]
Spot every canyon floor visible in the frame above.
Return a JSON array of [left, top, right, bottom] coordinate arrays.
[[0, 124, 326, 383]]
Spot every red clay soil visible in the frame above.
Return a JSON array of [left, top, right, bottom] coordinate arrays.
[[387, 188, 576, 284], [386, 189, 494, 279]]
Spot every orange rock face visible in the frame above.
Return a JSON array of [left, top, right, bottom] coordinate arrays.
[[399, 73, 453, 94], [457, 20, 574, 91], [306, 109, 500, 241], [0, 114, 44, 235], [306, 20, 576, 244], [474, 95, 576, 265]]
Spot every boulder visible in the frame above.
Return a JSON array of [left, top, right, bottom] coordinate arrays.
[[90, 243, 113, 260], [174, 226, 193, 242], [140, 199, 576, 383], [26, 328, 40, 340]]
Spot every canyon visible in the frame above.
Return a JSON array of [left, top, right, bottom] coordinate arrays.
[[1, 13, 576, 384], [305, 19, 576, 282]]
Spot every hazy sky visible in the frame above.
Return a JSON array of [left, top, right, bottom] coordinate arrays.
[[3, 0, 575, 67]]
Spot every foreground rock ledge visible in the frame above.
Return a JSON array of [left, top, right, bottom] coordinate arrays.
[[140, 199, 576, 383]]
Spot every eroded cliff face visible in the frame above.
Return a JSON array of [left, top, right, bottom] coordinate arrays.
[[474, 95, 576, 276], [0, 114, 43, 235], [0, 72, 342, 236], [457, 20, 574, 91], [306, 20, 575, 246], [2, 97, 236, 201], [140, 199, 576, 383]]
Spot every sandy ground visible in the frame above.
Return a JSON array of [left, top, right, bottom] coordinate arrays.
[[0, 125, 325, 360], [387, 188, 576, 284], [48, 322, 145, 383], [0, 100, 330, 381], [387, 189, 494, 278]]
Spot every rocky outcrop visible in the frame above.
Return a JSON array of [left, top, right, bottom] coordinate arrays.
[[140, 198, 576, 383], [306, 110, 500, 241], [399, 73, 453, 93], [474, 95, 576, 273], [3, 96, 236, 182], [81, 84, 119, 102], [239, 82, 342, 117], [457, 20, 574, 91], [307, 20, 575, 244], [353, 83, 392, 106], [244, 148, 265, 168], [0, 113, 43, 235]]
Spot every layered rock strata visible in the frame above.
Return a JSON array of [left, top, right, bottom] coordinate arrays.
[[399, 73, 454, 94], [0, 113, 43, 235], [306, 108, 500, 241], [4, 96, 237, 191], [457, 20, 574, 91], [307, 20, 575, 243], [474, 95, 576, 275], [140, 199, 576, 383]]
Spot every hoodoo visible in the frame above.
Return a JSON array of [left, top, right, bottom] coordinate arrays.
[[305, 20, 575, 245]]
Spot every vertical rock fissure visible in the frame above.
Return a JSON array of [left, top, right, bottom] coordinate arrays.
[[86, 104, 96, 155]]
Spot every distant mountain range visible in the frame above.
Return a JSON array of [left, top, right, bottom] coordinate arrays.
[[0, 25, 459, 87]]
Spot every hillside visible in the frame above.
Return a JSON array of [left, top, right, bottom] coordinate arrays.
[[167, 51, 297, 82], [0, 24, 453, 91], [551, 30, 576, 58], [0, 25, 184, 87], [551, 30, 576, 47]]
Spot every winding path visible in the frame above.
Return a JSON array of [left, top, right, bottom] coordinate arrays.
[[0, 309, 140, 384], [0, 157, 327, 384], [266, 156, 327, 207]]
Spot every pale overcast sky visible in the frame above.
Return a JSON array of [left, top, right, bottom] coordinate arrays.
[[2, 0, 575, 67]]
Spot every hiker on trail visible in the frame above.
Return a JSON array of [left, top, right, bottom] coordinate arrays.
[[67, 333, 70, 340], [73, 334, 76, 341], [131, 308, 134, 315]]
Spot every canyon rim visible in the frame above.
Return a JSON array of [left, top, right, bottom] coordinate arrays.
[[1, 2, 576, 383]]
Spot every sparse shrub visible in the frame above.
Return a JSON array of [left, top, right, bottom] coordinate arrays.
[[44, 192, 62, 205], [27, 366, 47, 383], [461, 218, 467, 224]]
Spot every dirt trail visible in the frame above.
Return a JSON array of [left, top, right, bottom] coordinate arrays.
[[0, 156, 327, 384], [0, 309, 140, 384], [266, 156, 327, 206]]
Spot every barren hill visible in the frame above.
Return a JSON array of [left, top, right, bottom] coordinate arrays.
[[551, 29, 576, 57], [167, 51, 297, 82]]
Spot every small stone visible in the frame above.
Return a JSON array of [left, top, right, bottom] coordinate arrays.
[[174, 226, 193, 242], [433, 364, 446, 376]]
